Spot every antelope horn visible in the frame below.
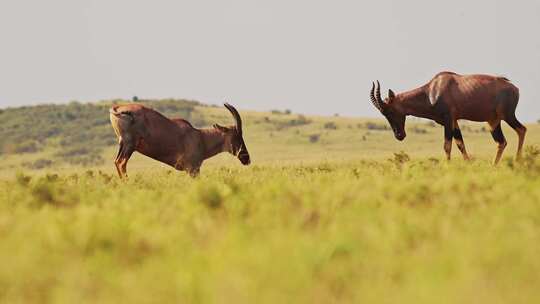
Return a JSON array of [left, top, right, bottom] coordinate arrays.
[[224, 103, 243, 134], [376, 80, 383, 104], [370, 82, 381, 111], [370, 81, 385, 111]]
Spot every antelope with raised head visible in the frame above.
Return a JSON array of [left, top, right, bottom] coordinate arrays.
[[109, 103, 251, 178], [369, 72, 526, 164]]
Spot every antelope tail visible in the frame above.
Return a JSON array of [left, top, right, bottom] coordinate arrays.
[[109, 106, 135, 125], [109, 107, 120, 116]]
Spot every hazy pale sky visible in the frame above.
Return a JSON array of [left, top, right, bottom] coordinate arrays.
[[1, 0, 539, 120]]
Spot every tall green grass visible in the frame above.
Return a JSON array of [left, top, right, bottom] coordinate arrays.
[[2, 102, 540, 303], [1, 157, 540, 303]]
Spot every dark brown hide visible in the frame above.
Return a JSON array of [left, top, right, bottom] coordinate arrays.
[[109, 103, 250, 178], [370, 72, 526, 164]]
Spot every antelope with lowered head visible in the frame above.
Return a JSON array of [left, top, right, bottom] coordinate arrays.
[[369, 71, 526, 164], [109, 103, 250, 178]]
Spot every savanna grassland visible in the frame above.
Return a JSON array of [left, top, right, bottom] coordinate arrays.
[[1, 100, 540, 303]]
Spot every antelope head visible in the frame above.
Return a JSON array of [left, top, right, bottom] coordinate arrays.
[[213, 103, 251, 165], [370, 81, 406, 141]]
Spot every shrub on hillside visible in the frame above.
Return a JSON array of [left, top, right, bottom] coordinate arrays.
[[273, 115, 311, 130], [323, 122, 337, 130], [409, 126, 427, 134], [11, 140, 42, 154], [290, 115, 311, 126], [309, 134, 321, 143], [22, 158, 54, 170], [364, 122, 390, 131], [54, 146, 105, 166]]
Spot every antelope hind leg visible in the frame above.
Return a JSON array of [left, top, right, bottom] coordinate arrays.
[[452, 121, 470, 160], [489, 122, 507, 165], [504, 116, 527, 161]]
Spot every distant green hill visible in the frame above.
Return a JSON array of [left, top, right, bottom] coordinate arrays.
[[1, 99, 538, 174]]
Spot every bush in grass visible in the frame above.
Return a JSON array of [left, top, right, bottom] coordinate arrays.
[[324, 122, 338, 130], [309, 134, 321, 143], [22, 159, 54, 170]]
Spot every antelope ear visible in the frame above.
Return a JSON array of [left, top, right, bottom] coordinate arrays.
[[213, 124, 228, 132], [388, 89, 396, 101]]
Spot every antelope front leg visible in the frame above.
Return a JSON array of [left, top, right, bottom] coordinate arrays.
[[185, 162, 201, 178], [443, 122, 453, 160], [188, 167, 200, 178]]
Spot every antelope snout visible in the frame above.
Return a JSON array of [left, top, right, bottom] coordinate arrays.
[[396, 133, 406, 141], [239, 152, 251, 165], [394, 129, 406, 141]]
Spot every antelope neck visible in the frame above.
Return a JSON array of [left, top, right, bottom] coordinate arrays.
[[201, 129, 227, 160], [395, 86, 437, 119]]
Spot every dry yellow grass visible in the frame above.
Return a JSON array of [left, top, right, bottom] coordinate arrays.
[[1, 106, 540, 303]]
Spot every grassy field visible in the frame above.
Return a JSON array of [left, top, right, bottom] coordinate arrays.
[[1, 103, 540, 303]]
